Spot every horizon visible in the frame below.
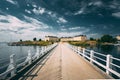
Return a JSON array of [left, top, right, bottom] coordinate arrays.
[[0, 0, 120, 42]]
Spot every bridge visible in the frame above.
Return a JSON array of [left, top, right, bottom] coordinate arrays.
[[0, 42, 120, 80]]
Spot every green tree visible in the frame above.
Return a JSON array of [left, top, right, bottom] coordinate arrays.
[[20, 39, 22, 42], [100, 35, 117, 43], [33, 37, 37, 41], [39, 39, 42, 41], [90, 37, 94, 41]]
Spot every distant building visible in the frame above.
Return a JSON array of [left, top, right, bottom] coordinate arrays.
[[60, 35, 87, 42], [116, 35, 120, 41], [45, 36, 59, 42], [60, 37, 73, 42], [73, 35, 87, 41]]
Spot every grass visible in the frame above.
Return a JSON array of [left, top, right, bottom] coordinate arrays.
[[11, 41, 54, 46], [68, 41, 90, 47]]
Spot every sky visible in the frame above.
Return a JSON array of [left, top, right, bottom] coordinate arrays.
[[0, 0, 120, 42]]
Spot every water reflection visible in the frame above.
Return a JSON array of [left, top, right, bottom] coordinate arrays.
[[100, 45, 114, 54]]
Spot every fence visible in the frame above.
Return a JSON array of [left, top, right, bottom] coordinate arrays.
[[67, 44, 120, 78], [0, 43, 57, 79]]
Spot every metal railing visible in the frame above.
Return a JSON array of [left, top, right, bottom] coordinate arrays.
[[67, 44, 120, 78], [0, 43, 57, 79]]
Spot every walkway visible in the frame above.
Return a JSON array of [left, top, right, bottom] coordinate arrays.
[[25, 43, 110, 80]]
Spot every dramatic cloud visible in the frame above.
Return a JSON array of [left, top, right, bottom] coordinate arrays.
[[0, 0, 120, 41], [57, 17, 67, 23], [112, 12, 120, 18], [6, 0, 18, 5]]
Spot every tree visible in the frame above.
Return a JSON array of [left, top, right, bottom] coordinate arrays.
[[20, 39, 22, 42], [39, 39, 42, 41], [33, 37, 37, 41], [90, 37, 94, 41], [100, 35, 117, 43]]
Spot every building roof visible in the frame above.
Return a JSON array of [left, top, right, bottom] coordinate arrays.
[[45, 36, 58, 38], [74, 35, 86, 37]]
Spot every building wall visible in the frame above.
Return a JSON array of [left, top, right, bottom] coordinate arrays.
[[60, 35, 87, 41], [116, 36, 120, 40], [61, 37, 73, 42], [45, 36, 59, 42], [73, 36, 87, 41]]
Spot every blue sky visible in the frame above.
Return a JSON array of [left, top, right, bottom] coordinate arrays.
[[0, 0, 120, 42]]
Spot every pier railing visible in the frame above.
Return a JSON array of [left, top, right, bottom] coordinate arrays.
[[0, 43, 57, 79], [68, 44, 120, 78]]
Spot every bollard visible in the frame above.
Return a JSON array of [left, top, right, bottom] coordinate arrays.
[[28, 50, 32, 64], [106, 54, 112, 75], [90, 50, 94, 63], [9, 54, 16, 76]]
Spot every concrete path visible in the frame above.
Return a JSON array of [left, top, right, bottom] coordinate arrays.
[[26, 43, 110, 80]]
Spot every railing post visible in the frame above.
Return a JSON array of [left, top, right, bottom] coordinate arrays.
[[90, 50, 94, 63], [82, 48, 85, 57], [106, 54, 112, 75], [28, 50, 32, 64], [10, 54, 16, 76]]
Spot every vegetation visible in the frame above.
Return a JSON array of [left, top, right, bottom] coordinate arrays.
[[10, 38, 54, 46], [97, 35, 117, 44], [100, 35, 117, 43], [33, 37, 37, 41], [69, 35, 117, 47], [90, 37, 95, 41], [68, 41, 90, 47]]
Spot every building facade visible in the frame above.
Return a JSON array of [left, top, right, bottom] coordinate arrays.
[[60, 37, 73, 42], [60, 35, 87, 42], [73, 35, 87, 41], [116, 35, 120, 41], [45, 36, 59, 42]]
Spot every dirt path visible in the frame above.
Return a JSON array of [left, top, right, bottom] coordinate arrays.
[[26, 43, 110, 80]]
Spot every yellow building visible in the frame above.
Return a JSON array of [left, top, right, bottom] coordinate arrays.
[[73, 35, 87, 41], [116, 35, 120, 40], [60, 35, 87, 42], [60, 37, 73, 42], [45, 36, 59, 42]]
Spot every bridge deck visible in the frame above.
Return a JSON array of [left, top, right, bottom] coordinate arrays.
[[25, 43, 110, 80]]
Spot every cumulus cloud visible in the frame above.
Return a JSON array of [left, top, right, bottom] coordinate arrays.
[[32, 7, 45, 15], [6, 0, 18, 5], [69, 27, 81, 30], [112, 12, 120, 18], [25, 9, 31, 14], [74, 7, 85, 15], [0, 14, 51, 41], [57, 17, 67, 23]]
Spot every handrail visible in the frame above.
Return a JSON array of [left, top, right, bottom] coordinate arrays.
[[0, 43, 57, 79], [67, 44, 120, 78]]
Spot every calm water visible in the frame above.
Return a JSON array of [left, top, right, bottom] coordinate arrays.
[[86, 45, 120, 78], [0, 43, 120, 78], [87, 45, 120, 59], [0, 43, 40, 73]]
